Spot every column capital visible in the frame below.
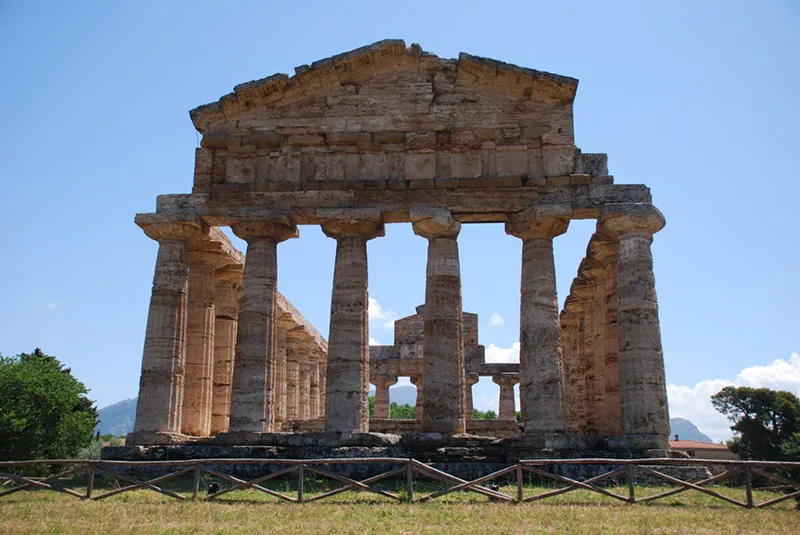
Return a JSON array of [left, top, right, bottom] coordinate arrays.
[[411, 207, 461, 239], [319, 209, 385, 240], [465, 372, 480, 386], [215, 265, 243, 284], [231, 215, 298, 242], [136, 214, 208, 243], [372, 372, 398, 388], [577, 256, 607, 282], [569, 277, 595, 301], [505, 205, 570, 240], [410, 374, 423, 386], [586, 234, 618, 265], [187, 249, 235, 270], [492, 373, 520, 387], [598, 203, 665, 238]]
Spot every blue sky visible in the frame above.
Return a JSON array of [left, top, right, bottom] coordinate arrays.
[[1, 1, 798, 440]]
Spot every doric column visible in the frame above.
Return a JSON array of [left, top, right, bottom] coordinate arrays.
[[227, 217, 297, 434], [505, 206, 570, 434], [131, 218, 206, 441], [211, 266, 242, 435], [320, 211, 384, 433], [465, 373, 480, 420], [372, 373, 398, 419], [588, 236, 622, 435], [317, 361, 327, 419], [599, 203, 669, 450], [571, 277, 599, 434], [272, 328, 288, 426], [493, 373, 520, 421], [285, 343, 300, 420], [299, 360, 310, 420], [412, 207, 466, 434], [410, 375, 424, 421], [182, 250, 226, 437], [308, 359, 320, 419]]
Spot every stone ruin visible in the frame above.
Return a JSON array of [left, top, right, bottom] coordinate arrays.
[[120, 40, 670, 462]]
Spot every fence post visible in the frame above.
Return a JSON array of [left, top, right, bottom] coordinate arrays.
[[405, 460, 414, 502], [298, 464, 305, 503], [516, 464, 523, 503], [192, 464, 202, 502], [85, 466, 95, 500], [626, 463, 636, 503], [744, 464, 754, 508]]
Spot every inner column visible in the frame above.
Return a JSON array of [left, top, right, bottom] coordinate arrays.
[[412, 207, 466, 434]]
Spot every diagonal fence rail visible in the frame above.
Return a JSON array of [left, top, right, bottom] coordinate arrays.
[[0, 457, 798, 508]]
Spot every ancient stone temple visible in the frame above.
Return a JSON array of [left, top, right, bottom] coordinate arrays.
[[125, 40, 669, 458]]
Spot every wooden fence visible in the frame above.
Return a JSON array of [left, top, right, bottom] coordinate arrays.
[[0, 457, 798, 508]]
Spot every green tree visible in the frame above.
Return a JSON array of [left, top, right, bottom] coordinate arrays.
[[711, 386, 800, 460], [472, 408, 498, 420], [368, 395, 375, 418], [390, 402, 416, 420], [0, 349, 98, 460]]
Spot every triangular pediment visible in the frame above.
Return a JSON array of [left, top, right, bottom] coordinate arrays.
[[190, 40, 578, 139]]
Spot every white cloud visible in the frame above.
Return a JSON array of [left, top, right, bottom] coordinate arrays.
[[46, 301, 60, 309], [368, 297, 397, 329], [488, 313, 504, 326], [478, 392, 499, 413], [368, 337, 379, 346], [485, 342, 520, 364], [668, 353, 800, 442]]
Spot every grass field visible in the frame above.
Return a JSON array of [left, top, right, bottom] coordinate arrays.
[[1, 481, 797, 535]]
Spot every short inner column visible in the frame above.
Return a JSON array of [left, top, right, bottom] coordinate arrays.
[[211, 267, 241, 435], [493, 373, 520, 422]]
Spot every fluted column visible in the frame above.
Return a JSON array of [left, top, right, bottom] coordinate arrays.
[[272, 328, 288, 426], [131, 219, 205, 442], [299, 360, 310, 420], [309, 359, 320, 419], [372, 373, 398, 419], [321, 212, 384, 433], [505, 206, 570, 434], [182, 250, 225, 437], [227, 218, 297, 434], [411, 375, 424, 421], [493, 373, 520, 421], [285, 343, 300, 420], [600, 204, 669, 450], [571, 278, 598, 434], [412, 207, 465, 434], [465, 373, 479, 420], [211, 267, 242, 435], [317, 362, 327, 419]]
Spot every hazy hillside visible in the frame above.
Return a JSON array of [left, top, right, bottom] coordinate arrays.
[[669, 417, 714, 442], [97, 398, 136, 436]]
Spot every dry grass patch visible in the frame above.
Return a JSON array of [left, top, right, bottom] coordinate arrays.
[[0, 485, 797, 535]]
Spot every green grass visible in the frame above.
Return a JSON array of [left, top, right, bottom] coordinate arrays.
[[0, 480, 797, 535]]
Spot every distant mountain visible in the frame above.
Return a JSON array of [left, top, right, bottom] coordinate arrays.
[[670, 417, 713, 442], [97, 398, 137, 436]]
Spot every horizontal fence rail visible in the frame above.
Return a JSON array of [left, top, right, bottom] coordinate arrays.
[[0, 458, 798, 508]]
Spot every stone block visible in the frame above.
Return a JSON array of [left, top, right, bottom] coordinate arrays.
[[303, 153, 344, 181], [496, 147, 528, 177], [255, 155, 270, 184], [373, 131, 405, 144], [408, 178, 434, 189], [226, 155, 256, 184], [270, 153, 300, 183], [472, 128, 500, 140], [193, 148, 213, 192], [577, 152, 609, 177], [406, 131, 436, 150], [547, 176, 571, 185], [527, 149, 545, 178], [451, 129, 481, 149], [436, 151, 451, 178], [361, 153, 391, 180], [344, 153, 361, 180], [570, 174, 591, 185], [435, 178, 461, 189], [450, 151, 481, 178], [405, 152, 436, 180], [247, 133, 282, 148], [326, 132, 372, 145], [543, 147, 576, 176], [287, 134, 325, 146]]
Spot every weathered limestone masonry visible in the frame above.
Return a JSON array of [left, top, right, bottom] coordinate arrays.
[[128, 220, 327, 445], [127, 40, 670, 455]]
